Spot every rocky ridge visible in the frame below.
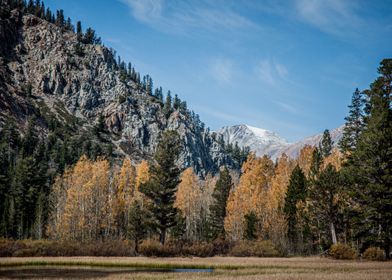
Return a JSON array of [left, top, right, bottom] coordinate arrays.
[[0, 8, 239, 176]]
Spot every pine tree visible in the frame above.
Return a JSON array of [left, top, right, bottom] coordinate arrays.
[[339, 88, 365, 154], [128, 200, 147, 253], [348, 59, 392, 259], [140, 130, 182, 244], [76, 21, 83, 42], [45, 8, 52, 22], [163, 91, 172, 118], [83, 27, 101, 44], [173, 94, 181, 110], [319, 129, 333, 158], [208, 167, 233, 239], [243, 211, 258, 240], [94, 114, 105, 136], [310, 164, 342, 245], [283, 165, 306, 248], [309, 147, 322, 181], [55, 9, 64, 27]]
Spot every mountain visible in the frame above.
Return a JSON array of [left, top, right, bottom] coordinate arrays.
[[217, 124, 344, 160], [217, 125, 289, 159], [279, 125, 344, 159], [0, 4, 241, 176]]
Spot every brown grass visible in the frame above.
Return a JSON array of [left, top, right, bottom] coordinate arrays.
[[0, 256, 391, 279]]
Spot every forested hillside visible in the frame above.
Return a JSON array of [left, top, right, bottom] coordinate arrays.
[[0, 0, 248, 240]]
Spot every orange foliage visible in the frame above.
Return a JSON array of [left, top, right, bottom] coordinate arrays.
[[224, 154, 274, 240], [112, 157, 137, 237], [135, 160, 149, 192], [175, 168, 203, 240], [49, 156, 112, 241], [322, 148, 343, 170], [297, 145, 314, 176]]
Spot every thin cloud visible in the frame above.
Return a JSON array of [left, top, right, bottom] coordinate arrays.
[[209, 58, 234, 84], [120, 0, 163, 23], [255, 59, 288, 86], [119, 0, 256, 34], [274, 100, 308, 117], [294, 0, 363, 37], [248, 0, 364, 38]]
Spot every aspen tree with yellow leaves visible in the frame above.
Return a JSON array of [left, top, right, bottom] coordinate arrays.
[[113, 158, 136, 238], [175, 168, 203, 241], [265, 154, 295, 249], [48, 156, 112, 241], [224, 154, 274, 240]]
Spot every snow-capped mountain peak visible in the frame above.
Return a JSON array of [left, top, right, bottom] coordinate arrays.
[[217, 124, 289, 159], [216, 124, 344, 160], [246, 125, 289, 145]]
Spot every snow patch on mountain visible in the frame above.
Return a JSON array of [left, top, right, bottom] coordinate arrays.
[[217, 124, 289, 159], [216, 124, 344, 160]]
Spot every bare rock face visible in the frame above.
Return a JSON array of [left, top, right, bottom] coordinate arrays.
[[0, 11, 238, 176]]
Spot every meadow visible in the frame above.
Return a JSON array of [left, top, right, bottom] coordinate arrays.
[[0, 256, 391, 279]]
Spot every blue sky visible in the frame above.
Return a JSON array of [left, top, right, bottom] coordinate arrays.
[[44, 0, 392, 142]]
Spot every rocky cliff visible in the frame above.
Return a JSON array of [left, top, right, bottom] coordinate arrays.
[[0, 5, 239, 176]]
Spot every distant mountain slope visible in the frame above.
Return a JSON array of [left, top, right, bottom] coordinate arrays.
[[279, 126, 344, 159], [217, 125, 289, 159], [0, 6, 241, 176], [217, 124, 344, 160]]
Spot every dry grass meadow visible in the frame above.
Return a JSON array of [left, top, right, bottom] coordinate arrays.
[[0, 256, 391, 279]]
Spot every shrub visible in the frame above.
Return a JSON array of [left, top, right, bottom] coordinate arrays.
[[139, 239, 179, 257], [230, 240, 280, 257], [212, 237, 233, 255], [363, 247, 385, 261], [0, 239, 135, 257], [329, 243, 358, 260], [182, 242, 215, 257]]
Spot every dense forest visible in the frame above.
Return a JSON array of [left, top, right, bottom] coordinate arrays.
[[0, 0, 391, 260]]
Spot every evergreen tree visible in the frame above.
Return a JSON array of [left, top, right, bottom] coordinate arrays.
[[94, 114, 105, 136], [339, 88, 365, 154], [309, 147, 322, 181], [22, 118, 38, 157], [55, 9, 64, 27], [65, 17, 73, 31], [173, 94, 181, 110], [348, 59, 392, 259], [208, 167, 233, 239], [83, 27, 101, 44], [163, 91, 172, 118], [45, 8, 52, 22], [243, 211, 258, 240], [310, 164, 342, 246], [283, 165, 306, 247], [76, 21, 83, 42], [140, 130, 182, 244], [128, 200, 147, 253], [319, 129, 333, 158], [0, 140, 11, 236]]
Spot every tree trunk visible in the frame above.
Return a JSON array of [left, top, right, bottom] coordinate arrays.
[[385, 239, 391, 260], [160, 228, 166, 245], [135, 238, 139, 254], [330, 222, 337, 244]]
